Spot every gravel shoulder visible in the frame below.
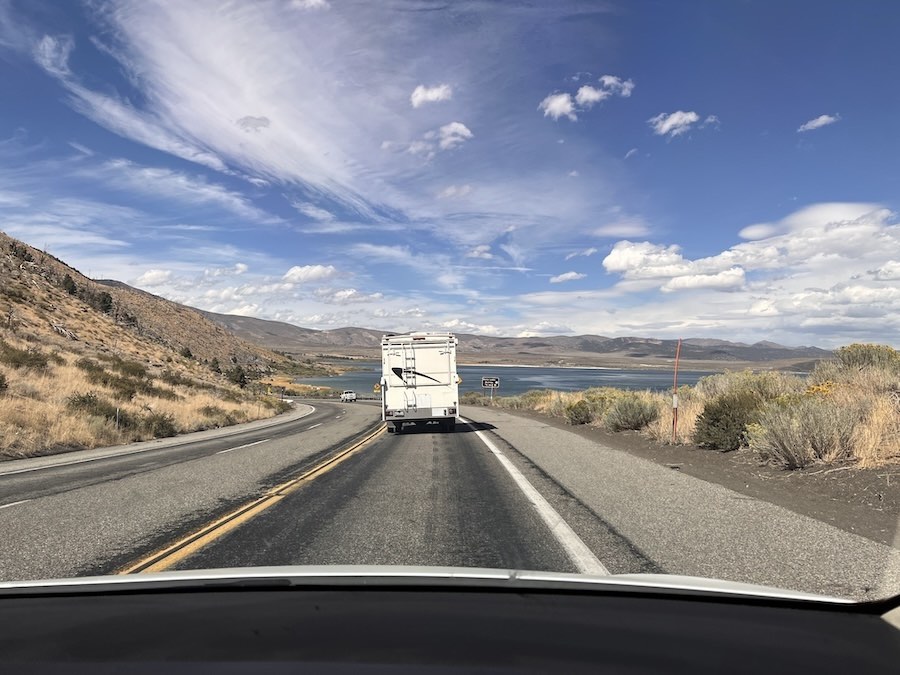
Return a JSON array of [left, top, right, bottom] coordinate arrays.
[[462, 406, 900, 601]]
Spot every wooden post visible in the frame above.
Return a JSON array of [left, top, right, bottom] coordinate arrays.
[[672, 338, 682, 444]]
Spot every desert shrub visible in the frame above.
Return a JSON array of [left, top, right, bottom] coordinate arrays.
[[108, 356, 147, 379], [461, 391, 485, 405], [0, 371, 7, 394], [602, 393, 660, 431], [141, 412, 177, 438], [66, 391, 135, 429], [0, 340, 49, 370], [834, 343, 900, 372], [75, 357, 104, 375], [748, 396, 868, 469], [160, 370, 195, 387], [694, 370, 803, 401], [564, 399, 594, 425], [200, 405, 226, 418], [219, 388, 245, 403], [226, 365, 247, 388], [693, 391, 761, 451], [179, 346, 194, 359], [518, 389, 553, 408], [210, 357, 221, 373]]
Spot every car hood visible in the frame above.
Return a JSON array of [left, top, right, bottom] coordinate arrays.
[[0, 565, 854, 604]]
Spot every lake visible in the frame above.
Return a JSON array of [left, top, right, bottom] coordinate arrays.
[[297, 362, 719, 397]]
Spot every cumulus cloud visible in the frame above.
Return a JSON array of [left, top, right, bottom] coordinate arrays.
[[540, 74, 633, 121], [550, 271, 586, 283], [466, 244, 493, 259], [399, 121, 473, 159], [290, 0, 330, 10], [516, 321, 574, 337], [538, 93, 577, 121], [661, 267, 745, 293], [134, 269, 172, 286], [282, 264, 338, 283], [798, 114, 840, 132], [410, 83, 452, 108], [871, 260, 900, 281], [565, 247, 597, 260], [438, 121, 473, 150], [647, 110, 702, 137], [314, 288, 384, 304]]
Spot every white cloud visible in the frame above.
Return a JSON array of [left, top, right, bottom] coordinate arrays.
[[438, 121, 473, 150], [516, 321, 574, 337], [565, 247, 597, 260], [701, 114, 720, 128], [871, 260, 900, 281], [439, 318, 501, 335], [574, 85, 609, 107], [738, 202, 880, 240], [410, 83, 452, 108], [235, 115, 270, 132], [624, 148, 638, 159], [314, 288, 384, 304], [594, 219, 650, 238], [661, 267, 745, 293], [134, 268, 172, 286], [550, 271, 586, 283], [282, 264, 338, 283], [598, 74, 634, 97], [438, 184, 473, 198], [290, 0, 330, 10], [798, 114, 840, 132], [567, 170, 579, 177], [539, 93, 577, 121], [541, 74, 633, 121], [647, 110, 701, 138], [204, 262, 248, 277], [466, 244, 493, 259]]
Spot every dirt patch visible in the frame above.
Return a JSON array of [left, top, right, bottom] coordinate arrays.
[[492, 406, 900, 549]]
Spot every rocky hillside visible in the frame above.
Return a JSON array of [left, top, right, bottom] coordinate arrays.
[[0, 231, 297, 459]]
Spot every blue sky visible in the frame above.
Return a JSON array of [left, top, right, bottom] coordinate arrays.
[[1, 0, 898, 347]]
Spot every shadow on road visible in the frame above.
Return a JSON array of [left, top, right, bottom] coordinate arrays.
[[392, 420, 497, 435]]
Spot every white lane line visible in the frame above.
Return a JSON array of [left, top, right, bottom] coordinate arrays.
[[0, 499, 32, 510], [215, 439, 270, 455], [335, 416, 342, 419], [307, 423, 322, 430], [460, 418, 610, 576]]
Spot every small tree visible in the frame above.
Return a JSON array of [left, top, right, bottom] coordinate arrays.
[[0, 371, 8, 395], [179, 346, 194, 359], [61, 274, 78, 295], [210, 357, 221, 373], [226, 365, 247, 388]]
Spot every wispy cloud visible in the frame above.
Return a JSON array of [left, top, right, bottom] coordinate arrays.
[[565, 247, 597, 261], [797, 113, 841, 132]]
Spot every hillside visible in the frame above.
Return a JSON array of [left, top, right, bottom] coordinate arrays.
[[0, 231, 303, 459], [198, 309, 831, 370]]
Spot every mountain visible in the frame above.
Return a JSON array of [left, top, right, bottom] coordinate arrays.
[[197, 309, 832, 368], [0, 231, 297, 459]]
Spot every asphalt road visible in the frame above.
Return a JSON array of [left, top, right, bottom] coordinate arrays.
[[0, 400, 381, 581], [172, 420, 654, 574]]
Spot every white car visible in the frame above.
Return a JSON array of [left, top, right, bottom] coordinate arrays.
[[340, 390, 357, 402]]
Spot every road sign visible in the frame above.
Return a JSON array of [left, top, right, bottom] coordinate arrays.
[[481, 377, 500, 388]]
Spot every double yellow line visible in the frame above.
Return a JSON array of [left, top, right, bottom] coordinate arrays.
[[119, 424, 385, 574]]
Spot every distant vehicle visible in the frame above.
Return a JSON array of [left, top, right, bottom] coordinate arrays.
[[340, 390, 357, 402], [381, 332, 459, 433]]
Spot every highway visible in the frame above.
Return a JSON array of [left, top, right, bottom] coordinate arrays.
[[2, 401, 899, 601]]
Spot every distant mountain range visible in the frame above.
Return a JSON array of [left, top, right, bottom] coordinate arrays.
[[197, 310, 832, 369]]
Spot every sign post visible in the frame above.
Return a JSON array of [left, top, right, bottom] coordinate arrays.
[[481, 376, 500, 405]]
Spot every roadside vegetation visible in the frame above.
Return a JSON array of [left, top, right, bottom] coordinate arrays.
[[462, 343, 900, 470]]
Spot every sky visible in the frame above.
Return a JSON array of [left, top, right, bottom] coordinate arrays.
[[0, 0, 898, 348]]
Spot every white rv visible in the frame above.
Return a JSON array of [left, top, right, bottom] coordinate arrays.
[[381, 332, 459, 433]]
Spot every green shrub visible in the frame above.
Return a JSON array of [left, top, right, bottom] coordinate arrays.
[[0, 340, 49, 370], [160, 370, 195, 387], [694, 370, 803, 401], [564, 399, 594, 425], [179, 346, 194, 359], [61, 273, 77, 295], [748, 397, 868, 469], [226, 365, 247, 388], [142, 412, 177, 438], [602, 393, 659, 431], [0, 371, 7, 394], [693, 391, 760, 451]]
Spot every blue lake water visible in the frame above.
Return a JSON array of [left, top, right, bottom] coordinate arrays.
[[297, 362, 718, 396]]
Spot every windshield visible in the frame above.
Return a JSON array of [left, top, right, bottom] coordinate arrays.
[[0, 0, 898, 603]]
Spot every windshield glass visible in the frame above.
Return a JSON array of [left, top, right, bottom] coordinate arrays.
[[0, 0, 898, 603]]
